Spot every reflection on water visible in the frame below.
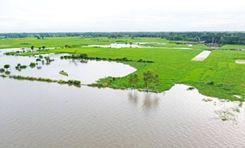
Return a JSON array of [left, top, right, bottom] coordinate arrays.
[[128, 91, 160, 111], [0, 79, 245, 148], [142, 93, 160, 110], [128, 91, 139, 105], [1, 49, 245, 148]]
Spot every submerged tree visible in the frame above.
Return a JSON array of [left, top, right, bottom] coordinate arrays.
[[0, 68, 5, 73], [5, 70, 11, 75], [29, 62, 36, 68], [129, 42, 133, 48], [4, 64, 10, 69]]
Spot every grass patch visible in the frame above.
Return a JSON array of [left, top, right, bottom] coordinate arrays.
[[8, 75, 81, 87]]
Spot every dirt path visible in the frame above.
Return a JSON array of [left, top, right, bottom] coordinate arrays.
[[192, 50, 211, 61], [235, 60, 245, 64]]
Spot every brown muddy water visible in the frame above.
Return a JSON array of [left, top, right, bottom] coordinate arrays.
[[0, 49, 245, 148], [0, 78, 245, 148]]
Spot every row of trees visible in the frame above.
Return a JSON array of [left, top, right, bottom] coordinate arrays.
[[30, 46, 46, 50], [1, 32, 245, 45], [129, 71, 160, 91]]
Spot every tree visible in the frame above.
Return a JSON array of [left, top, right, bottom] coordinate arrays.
[[4, 64, 10, 69], [129, 74, 139, 89], [31, 46, 34, 50], [143, 71, 152, 89], [65, 44, 70, 48], [129, 42, 133, 48], [0, 68, 5, 73], [29, 62, 36, 68], [152, 74, 160, 89], [143, 71, 160, 91]]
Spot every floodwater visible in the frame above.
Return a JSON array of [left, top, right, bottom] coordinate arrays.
[[87, 43, 143, 48], [87, 42, 167, 48], [174, 47, 191, 50], [0, 78, 245, 148], [0, 49, 136, 84], [1, 48, 245, 148]]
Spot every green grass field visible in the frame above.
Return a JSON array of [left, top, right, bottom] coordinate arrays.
[[0, 37, 244, 101], [220, 44, 245, 51]]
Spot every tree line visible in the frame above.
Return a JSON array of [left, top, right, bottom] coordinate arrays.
[[1, 32, 245, 45]]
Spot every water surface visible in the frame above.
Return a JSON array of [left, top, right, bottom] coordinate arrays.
[[0, 78, 244, 148], [0, 49, 136, 84]]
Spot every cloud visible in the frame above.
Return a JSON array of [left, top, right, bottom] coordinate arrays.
[[0, 0, 245, 32]]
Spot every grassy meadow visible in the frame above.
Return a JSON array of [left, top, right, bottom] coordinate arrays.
[[0, 37, 244, 101]]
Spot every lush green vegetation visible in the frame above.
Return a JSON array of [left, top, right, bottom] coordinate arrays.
[[0, 36, 244, 101], [0, 37, 110, 49], [1, 32, 245, 45], [59, 70, 69, 76], [60, 54, 154, 63], [220, 45, 245, 51], [0, 75, 81, 87], [0, 36, 207, 49]]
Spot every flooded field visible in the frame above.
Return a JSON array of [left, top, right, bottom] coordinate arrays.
[[0, 49, 136, 84], [87, 43, 144, 48], [86, 42, 169, 48], [0, 78, 245, 148], [1, 48, 245, 148]]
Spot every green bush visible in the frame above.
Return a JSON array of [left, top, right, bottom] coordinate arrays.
[[4, 64, 10, 69], [0, 68, 5, 73]]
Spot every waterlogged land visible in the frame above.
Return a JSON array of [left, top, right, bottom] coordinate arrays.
[[0, 49, 136, 88], [0, 37, 245, 101], [1, 37, 245, 147]]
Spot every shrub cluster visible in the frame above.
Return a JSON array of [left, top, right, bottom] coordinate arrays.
[[9, 75, 81, 87], [60, 54, 154, 63]]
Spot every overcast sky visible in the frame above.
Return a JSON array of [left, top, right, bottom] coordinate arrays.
[[0, 0, 245, 32]]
